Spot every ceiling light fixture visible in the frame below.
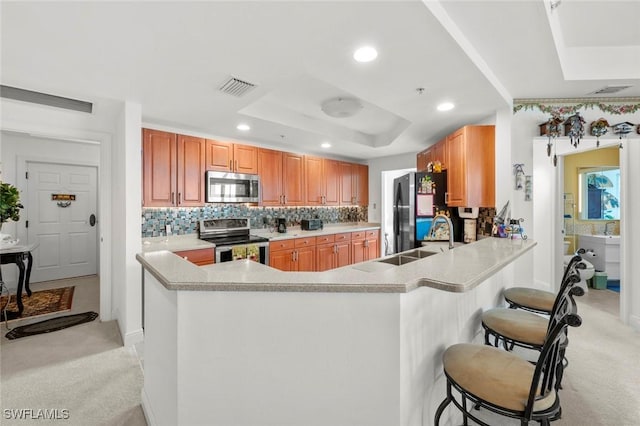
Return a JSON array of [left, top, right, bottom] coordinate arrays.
[[353, 46, 378, 63], [321, 97, 363, 118], [321, 142, 332, 149], [437, 102, 455, 112], [236, 123, 250, 131]]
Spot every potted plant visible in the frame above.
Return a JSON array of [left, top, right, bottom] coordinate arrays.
[[0, 181, 24, 246]]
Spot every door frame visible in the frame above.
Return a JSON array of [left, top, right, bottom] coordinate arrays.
[[18, 157, 100, 282], [3, 126, 113, 323]]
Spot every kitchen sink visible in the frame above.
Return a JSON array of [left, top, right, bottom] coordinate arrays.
[[401, 249, 439, 259], [377, 255, 419, 266]]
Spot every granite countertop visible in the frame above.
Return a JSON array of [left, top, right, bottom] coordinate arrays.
[[252, 222, 381, 241], [137, 237, 536, 294], [142, 234, 215, 253]]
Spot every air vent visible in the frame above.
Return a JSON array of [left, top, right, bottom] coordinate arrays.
[[589, 85, 632, 95], [0, 85, 93, 113], [218, 76, 256, 97]]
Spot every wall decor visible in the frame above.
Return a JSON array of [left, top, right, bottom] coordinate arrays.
[[564, 113, 585, 147], [524, 176, 532, 201], [513, 163, 525, 190], [590, 118, 609, 147], [539, 113, 563, 166], [514, 97, 640, 115]]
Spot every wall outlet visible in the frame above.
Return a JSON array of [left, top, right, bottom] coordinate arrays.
[[166, 224, 172, 236]]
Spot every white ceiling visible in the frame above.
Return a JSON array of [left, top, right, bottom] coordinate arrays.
[[1, 1, 639, 162]]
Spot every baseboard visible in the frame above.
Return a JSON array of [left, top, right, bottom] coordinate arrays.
[[629, 314, 640, 333], [141, 388, 157, 426], [123, 328, 144, 347]]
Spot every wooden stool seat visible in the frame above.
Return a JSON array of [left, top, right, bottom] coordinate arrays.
[[482, 308, 548, 346]]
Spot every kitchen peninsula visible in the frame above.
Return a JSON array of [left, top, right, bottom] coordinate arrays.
[[137, 236, 535, 426]]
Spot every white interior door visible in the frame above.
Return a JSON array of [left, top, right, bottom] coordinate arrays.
[[26, 162, 98, 282]]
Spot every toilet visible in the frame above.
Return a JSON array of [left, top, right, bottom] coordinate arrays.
[[564, 254, 595, 293]]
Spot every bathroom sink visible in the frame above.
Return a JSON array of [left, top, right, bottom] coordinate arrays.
[[401, 249, 439, 259], [377, 255, 419, 266]]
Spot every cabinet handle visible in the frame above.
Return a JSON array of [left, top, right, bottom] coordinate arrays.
[[178, 192, 181, 205], [334, 244, 337, 254], [445, 192, 449, 204], [229, 160, 232, 170], [235, 160, 238, 171], [364, 240, 369, 248], [171, 192, 175, 205], [283, 195, 287, 204]]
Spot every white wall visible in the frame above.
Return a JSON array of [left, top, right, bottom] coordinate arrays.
[[367, 152, 417, 223], [112, 101, 143, 346], [0, 132, 100, 286]]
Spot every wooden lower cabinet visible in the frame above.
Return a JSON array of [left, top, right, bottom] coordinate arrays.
[[173, 248, 215, 266], [269, 237, 316, 271], [351, 230, 379, 264], [315, 233, 351, 271]]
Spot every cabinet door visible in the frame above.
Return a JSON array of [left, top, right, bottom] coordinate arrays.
[[173, 248, 214, 266], [177, 135, 206, 206], [323, 159, 340, 206], [354, 164, 369, 206], [283, 152, 305, 205], [351, 239, 366, 264], [258, 148, 283, 206], [365, 237, 379, 260], [433, 140, 447, 169], [270, 249, 294, 271], [305, 156, 324, 205], [233, 144, 258, 174], [143, 129, 177, 207], [205, 139, 233, 171], [316, 243, 336, 272], [339, 162, 354, 205], [296, 246, 316, 271], [417, 150, 428, 172], [335, 240, 351, 267], [446, 129, 466, 207]]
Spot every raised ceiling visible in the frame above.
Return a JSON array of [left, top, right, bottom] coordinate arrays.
[[1, 1, 638, 161]]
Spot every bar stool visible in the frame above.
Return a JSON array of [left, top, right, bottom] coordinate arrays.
[[434, 311, 582, 426]]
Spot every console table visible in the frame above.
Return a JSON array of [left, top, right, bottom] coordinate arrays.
[[1, 243, 38, 321]]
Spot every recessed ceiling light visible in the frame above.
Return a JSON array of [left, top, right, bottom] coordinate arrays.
[[236, 123, 250, 131], [437, 102, 455, 112], [353, 46, 378, 63], [321, 142, 332, 149]]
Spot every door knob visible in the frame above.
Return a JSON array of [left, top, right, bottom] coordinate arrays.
[[89, 214, 97, 226]]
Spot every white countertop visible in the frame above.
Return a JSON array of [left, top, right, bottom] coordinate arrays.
[[137, 236, 536, 294], [252, 222, 381, 241], [142, 234, 215, 253]]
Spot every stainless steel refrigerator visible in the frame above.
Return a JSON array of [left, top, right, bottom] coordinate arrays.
[[393, 171, 456, 253]]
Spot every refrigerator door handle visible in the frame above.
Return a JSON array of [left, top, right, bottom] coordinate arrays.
[[445, 192, 449, 204]]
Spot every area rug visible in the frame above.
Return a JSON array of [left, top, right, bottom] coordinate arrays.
[[0, 286, 75, 322], [5, 311, 98, 340], [607, 279, 620, 293]]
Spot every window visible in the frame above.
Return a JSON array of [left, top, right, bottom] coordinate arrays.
[[578, 167, 620, 220]]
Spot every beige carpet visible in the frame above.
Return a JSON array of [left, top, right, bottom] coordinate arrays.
[[0, 276, 146, 426]]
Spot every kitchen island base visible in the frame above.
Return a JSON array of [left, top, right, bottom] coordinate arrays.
[[141, 262, 519, 426]]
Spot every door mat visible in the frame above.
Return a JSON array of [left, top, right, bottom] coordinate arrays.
[[607, 280, 620, 293], [5, 311, 98, 340], [0, 286, 75, 322]]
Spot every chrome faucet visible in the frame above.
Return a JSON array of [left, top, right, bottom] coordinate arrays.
[[427, 214, 455, 250], [604, 221, 616, 236]]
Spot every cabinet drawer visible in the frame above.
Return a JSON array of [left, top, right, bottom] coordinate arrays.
[[295, 236, 316, 247], [315, 234, 335, 245], [334, 232, 351, 242], [365, 230, 379, 239], [270, 239, 295, 251], [173, 248, 214, 266], [351, 231, 365, 240]]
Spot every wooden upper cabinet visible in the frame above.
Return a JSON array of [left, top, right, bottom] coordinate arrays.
[[206, 140, 257, 174], [257, 148, 283, 206], [339, 162, 354, 205], [143, 129, 177, 207], [283, 152, 305, 205], [176, 134, 206, 207], [354, 163, 369, 206], [205, 139, 233, 171], [233, 144, 258, 174], [432, 139, 447, 169], [143, 129, 205, 207], [417, 150, 429, 172], [446, 125, 495, 208], [305, 156, 339, 206]]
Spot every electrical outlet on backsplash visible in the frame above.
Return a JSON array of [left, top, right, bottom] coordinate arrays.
[[141, 205, 368, 237]]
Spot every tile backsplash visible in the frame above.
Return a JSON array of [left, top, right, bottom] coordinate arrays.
[[142, 205, 368, 237]]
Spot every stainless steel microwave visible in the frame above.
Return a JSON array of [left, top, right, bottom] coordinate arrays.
[[205, 171, 260, 203]]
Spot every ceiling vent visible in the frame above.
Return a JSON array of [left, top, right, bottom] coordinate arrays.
[[0, 85, 93, 113], [218, 76, 257, 97], [589, 85, 632, 95]]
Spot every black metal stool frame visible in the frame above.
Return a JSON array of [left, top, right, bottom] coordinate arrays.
[[435, 313, 582, 426]]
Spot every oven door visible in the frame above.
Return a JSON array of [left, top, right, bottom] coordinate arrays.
[[206, 171, 260, 203], [216, 243, 269, 265]]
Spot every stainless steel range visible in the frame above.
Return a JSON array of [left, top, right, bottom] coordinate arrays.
[[199, 218, 270, 265]]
